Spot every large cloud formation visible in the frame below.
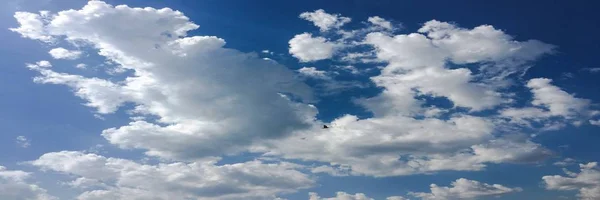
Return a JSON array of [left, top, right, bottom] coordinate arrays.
[[30, 151, 314, 200], [14, 0, 317, 160], [9, 1, 600, 199]]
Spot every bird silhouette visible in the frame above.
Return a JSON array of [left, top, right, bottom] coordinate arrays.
[[323, 125, 329, 129]]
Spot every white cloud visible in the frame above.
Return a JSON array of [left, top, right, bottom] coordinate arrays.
[[410, 178, 522, 200], [0, 166, 57, 200], [14, 1, 317, 160], [308, 192, 375, 200], [11, 1, 595, 186], [543, 162, 600, 199], [308, 192, 408, 200], [9, 12, 54, 42], [368, 16, 393, 30], [30, 151, 314, 200], [259, 18, 558, 177], [298, 67, 329, 79], [590, 119, 600, 126], [75, 63, 87, 69], [261, 49, 274, 54], [289, 33, 336, 62], [35, 60, 52, 68], [299, 9, 351, 32], [527, 78, 592, 118], [49, 47, 83, 60], [16, 136, 30, 148]]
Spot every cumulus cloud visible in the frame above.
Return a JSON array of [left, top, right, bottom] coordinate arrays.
[[30, 151, 314, 200], [410, 178, 522, 200], [48, 47, 83, 60], [543, 162, 600, 199], [289, 33, 336, 62], [14, 1, 316, 160], [0, 166, 57, 200], [299, 9, 351, 32]]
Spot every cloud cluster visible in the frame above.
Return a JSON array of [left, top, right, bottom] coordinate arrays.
[[309, 178, 519, 200], [30, 151, 314, 200], [9, 2, 600, 199], [543, 162, 600, 199], [410, 178, 521, 200]]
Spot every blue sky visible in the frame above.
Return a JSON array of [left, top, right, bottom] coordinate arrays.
[[1, 0, 600, 199]]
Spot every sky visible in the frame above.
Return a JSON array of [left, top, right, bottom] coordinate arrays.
[[1, 0, 600, 199]]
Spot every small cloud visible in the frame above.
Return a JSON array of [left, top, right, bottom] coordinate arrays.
[[49, 47, 83, 60], [75, 63, 87, 69], [93, 114, 106, 120], [554, 158, 577, 166], [581, 68, 600, 73], [299, 9, 351, 32], [561, 72, 574, 79], [16, 136, 30, 148], [261, 49, 274, 55], [36, 60, 52, 68], [297, 67, 329, 79], [334, 65, 360, 74], [368, 16, 393, 30]]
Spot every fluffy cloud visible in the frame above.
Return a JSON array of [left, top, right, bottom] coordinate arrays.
[[48, 47, 83, 60], [543, 162, 600, 199], [289, 33, 336, 62], [11, 0, 595, 185], [528, 78, 592, 118], [410, 178, 522, 200], [258, 17, 561, 177], [0, 166, 56, 200], [15, 1, 317, 160], [30, 151, 314, 200], [9, 12, 54, 42], [368, 16, 393, 30], [299, 9, 351, 32]]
